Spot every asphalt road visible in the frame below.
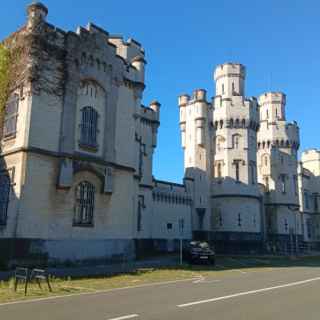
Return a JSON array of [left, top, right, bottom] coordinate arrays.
[[1, 265, 320, 320]]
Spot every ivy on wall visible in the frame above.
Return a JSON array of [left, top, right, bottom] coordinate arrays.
[[0, 44, 10, 114]]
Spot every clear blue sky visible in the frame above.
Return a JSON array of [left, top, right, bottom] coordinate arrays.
[[1, 1, 319, 183]]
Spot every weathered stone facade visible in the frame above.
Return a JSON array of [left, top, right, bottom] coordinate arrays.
[[179, 62, 320, 253], [0, 3, 192, 266], [1, 3, 319, 266]]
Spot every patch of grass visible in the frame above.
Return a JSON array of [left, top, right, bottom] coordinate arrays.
[[1, 255, 320, 304]]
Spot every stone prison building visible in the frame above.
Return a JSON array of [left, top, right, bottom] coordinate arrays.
[[0, 3, 319, 265]]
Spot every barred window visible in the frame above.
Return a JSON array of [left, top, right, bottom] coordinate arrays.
[[79, 107, 98, 149], [74, 181, 95, 226], [3, 94, 19, 138], [0, 173, 10, 225]]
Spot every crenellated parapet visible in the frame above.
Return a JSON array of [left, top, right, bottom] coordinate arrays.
[[258, 92, 286, 122], [258, 92, 299, 151], [214, 63, 246, 97], [178, 89, 209, 148]]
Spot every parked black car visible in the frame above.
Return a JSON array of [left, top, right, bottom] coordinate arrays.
[[184, 241, 215, 265]]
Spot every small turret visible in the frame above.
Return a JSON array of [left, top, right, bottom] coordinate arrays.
[[301, 149, 320, 176], [27, 2, 48, 29], [214, 63, 246, 97], [131, 56, 146, 84], [258, 92, 286, 122], [178, 94, 190, 107], [149, 100, 160, 121]]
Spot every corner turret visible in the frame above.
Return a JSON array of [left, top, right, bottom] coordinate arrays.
[[27, 2, 48, 29]]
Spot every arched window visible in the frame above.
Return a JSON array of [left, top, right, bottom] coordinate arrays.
[[216, 136, 224, 152], [80, 107, 98, 148], [74, 181, 95, 226], [232, 134, 240, 149], [233, 160, 241, 182], [0, 173, 10, 225], [280, 174, 286, 194]]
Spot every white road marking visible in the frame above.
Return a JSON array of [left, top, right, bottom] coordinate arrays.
[[233, 270, 247, 274], [0, 277, 197, 307], [178, 276, 320, 307], [107, 314, 139, 320], [192, 275, 205, 283], [193, 275, 221, 284]]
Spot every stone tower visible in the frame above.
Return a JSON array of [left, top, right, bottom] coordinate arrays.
[[179, 63, 263, 249], [257, 92, 301, 248], [211, 63, 262, 248], [178, 89, 212, 235]]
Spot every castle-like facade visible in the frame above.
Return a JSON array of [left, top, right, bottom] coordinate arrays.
[[0, 3, 319, 265]]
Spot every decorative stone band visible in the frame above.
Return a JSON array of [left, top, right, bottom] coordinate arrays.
[[0, 146, 136, 173], [211, 194, 262, 200]]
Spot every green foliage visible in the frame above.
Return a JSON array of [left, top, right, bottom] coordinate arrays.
[[0, 44, 10, 112]]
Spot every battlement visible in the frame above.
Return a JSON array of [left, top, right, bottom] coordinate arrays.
[[214, 62, 246, 81], [27, 2, 48, 18], [192, 89, 207, 102], [178, 94, 190, 107], [301, 149, 320, 162], [108, 35, 145, 62], [140, 102, 159, 117], [258, 92, 286, 106], [149, 100, 161, 115]]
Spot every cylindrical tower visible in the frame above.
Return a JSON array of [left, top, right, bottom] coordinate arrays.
[[257, 92, 301, 246], [178, 89, 211, 235], [211, 63, 262, 249], [213, 63, 259, 185], [214, 63, 246, 97]]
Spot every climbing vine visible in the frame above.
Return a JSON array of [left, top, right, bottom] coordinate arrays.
[[0, 44, 10, 114]]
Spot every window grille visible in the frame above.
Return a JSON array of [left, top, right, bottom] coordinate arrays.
[[74, 181, 95, 226], [3, 94, 19, 138], [79, 107, 98, 148], [0, 173, 10, 225]]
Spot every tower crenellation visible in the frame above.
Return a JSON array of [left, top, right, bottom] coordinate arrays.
[[214, 63, 246, 97], [259, 92, 286, 122]]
